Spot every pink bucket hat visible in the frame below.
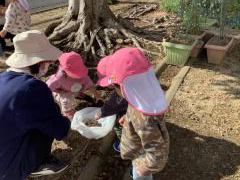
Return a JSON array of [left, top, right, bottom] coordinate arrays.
[[97, 47, 168, 116], [97, 47, 151, 86], [59, 52, 88, 79]]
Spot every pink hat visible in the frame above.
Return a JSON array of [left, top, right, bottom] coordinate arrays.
[[97, 47, 168, 116], [97, 47, 151, 86], [59, 52, 88, 79]]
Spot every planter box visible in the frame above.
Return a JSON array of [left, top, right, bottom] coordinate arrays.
[[191, 40, 204, 58], [202, 32, 214, 44], [205, 27, 240, 40], [163, 39, 197, 66], [190, 31, 208, 40], [204, 36, 234, 64]]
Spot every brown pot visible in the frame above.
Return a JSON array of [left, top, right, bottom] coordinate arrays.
[[205, 27, 240, 40], [202, 32, 214, 44], [191, 40, 204, 58], [190, 31, 207, 40], [204, 36, 234, 64]]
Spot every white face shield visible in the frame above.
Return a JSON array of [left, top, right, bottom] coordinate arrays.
[[122, 68, 168, 116]]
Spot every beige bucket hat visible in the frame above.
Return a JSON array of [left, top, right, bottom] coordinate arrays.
[[6, 30, 62, 68]]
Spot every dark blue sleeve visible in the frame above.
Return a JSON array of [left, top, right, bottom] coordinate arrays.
[[19, 79, 70, 141], [101, 91, 128, 118]]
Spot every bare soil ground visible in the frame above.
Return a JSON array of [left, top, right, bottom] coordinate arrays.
[[9, 1, 240, 180]]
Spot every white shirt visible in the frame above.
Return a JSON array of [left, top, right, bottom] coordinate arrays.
[[3, 2, 31, 35]]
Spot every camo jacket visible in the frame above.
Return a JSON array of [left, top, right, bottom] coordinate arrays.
[[120, 105, 170, 174]]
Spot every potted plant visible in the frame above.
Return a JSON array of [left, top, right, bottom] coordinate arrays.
[[204, 0, 234, 64], [163, 0, 198, 66], [205, 0, 240, 40]]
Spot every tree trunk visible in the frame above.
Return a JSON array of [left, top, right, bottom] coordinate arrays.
[[47, 0, 162, 62]]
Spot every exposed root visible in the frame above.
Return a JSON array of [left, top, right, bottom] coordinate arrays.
[[85, 28, 101, 53], [118, 25, 161, 56], [47, 0, 165, 63], [53, 32, 76, 48], [44, 20, 62, 37], [96, 34, 106, 57], [49, 21, 80, 41], [123, 4, 158, 20], [104, 29, 113, 49]]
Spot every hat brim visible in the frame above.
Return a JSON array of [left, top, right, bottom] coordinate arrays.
[[6, 46, 62, 68], [63, 68, 88, 79], [97, 76, 113, 87], [121, 68, 168, 116]]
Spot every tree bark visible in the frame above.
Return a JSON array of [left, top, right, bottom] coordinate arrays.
[[47, 0, 162, 62]]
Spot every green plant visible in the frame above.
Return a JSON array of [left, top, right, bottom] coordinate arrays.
[[107, 0, 113, 4], [181, 0, 202, 35], [160, 0, 181, 13]]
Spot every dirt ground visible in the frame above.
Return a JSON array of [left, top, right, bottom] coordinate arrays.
[[8, 1, 240, 180]]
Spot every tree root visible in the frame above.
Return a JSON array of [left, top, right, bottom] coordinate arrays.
[[117, 16, 165, 42], [123, 4, 158, 20], [96, 34, 106, 57], [49, 21, 80, 41], [47, 1, 165, 62], [44, 20, 62, 37]]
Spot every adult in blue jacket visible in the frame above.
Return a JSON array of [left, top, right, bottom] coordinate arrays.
[[0, 30, 71, 180]]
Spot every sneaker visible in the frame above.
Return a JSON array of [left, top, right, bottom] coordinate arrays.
[[113, 141, 120, 153], [29, 156, 69, 178]]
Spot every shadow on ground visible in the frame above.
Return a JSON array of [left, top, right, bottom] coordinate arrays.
[[187, 42, 240, 100], [155, 122, 240, 180]]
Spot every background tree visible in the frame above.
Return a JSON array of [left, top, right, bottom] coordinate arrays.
[[46, 0, 163, 62]]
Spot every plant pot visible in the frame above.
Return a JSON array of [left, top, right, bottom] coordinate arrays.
[[204, 36, 234, 64], [191, 40, 204, 58], [163, 39, 198, 66], [190, 31, 208, 40], [205, 27, 240, 40], [202, 32, 214, 44]]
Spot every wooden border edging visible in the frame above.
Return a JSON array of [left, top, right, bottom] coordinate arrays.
[[155, 58, 167, 78], [165, 66, 190, 104], [77, 132, 115, 180]]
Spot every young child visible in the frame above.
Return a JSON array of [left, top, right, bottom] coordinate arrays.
[[95, 55, 128, 152], [47, 52, 101, 120], [97, 47, 169, 180], [0, 0, 31, 51]]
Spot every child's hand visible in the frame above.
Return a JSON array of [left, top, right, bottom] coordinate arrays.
[[95, 114, 101, 120], [63, 109, 76, 121], [119, 116, 125, 126], [95, 111, 102, 120], [135, 165, 149, 177], [0, 30, 7, 38]]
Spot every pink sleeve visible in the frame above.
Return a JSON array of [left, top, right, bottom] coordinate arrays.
[[46, 75, 61, 92], [82, 76, 94, 90]]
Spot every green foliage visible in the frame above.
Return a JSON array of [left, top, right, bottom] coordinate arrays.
[[180, 0, 202, 35], [107, 0, 113, 4], [160, 0, 181, 13]]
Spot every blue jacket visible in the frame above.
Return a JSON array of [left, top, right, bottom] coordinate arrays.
[[0, 71, 70, 180]]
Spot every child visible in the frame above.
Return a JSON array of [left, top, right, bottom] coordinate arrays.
[[47, 52, 101, 120], [96, 47, 169, 180], [0, 0, 31, 51], [95, 55, 128, 152]]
